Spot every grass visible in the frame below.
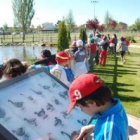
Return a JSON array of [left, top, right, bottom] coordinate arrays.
[[92, 47, 140, 118]]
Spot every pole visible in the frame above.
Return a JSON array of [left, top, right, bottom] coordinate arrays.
[[91, 0, 98, 19]]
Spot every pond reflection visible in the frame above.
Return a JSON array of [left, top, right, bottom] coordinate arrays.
[[0, 46, 57, 64]]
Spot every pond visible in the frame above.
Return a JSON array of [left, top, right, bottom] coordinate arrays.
[[0, 46, 57, 64]]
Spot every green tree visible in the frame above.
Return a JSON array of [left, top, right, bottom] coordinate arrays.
[[3, 23, 8, 32], [65, 10, 75, 32], [79, 28, 87, 45], [104, 11, 113, 30], [57, 21, 69, 51], [128, 18, 140, 31], [67, 30, 71, 43], [128, 24, 137, 31], [104, 11, 111, 25], [12, 0, 35, 42], [135, 18, 140, 30]]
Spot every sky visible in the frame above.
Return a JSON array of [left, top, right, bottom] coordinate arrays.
[[0, 0, 140, 27]]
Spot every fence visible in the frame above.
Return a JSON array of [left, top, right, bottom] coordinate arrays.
[[0, 32, 79, 45]]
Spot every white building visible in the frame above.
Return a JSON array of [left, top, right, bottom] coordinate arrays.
[[42, 22, 56, 31]]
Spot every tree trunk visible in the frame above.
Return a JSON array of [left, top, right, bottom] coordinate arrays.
[[22, 32, 25, 43]]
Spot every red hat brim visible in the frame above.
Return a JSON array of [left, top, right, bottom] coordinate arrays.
[[67, 101, 76, 114]]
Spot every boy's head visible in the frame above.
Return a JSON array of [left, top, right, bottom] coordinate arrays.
[[71, 41, 77, 48], [41, 49, 51, 58], [76, 40, 83, 48], [3, 58, 27, 79], [90, 38, 95, 44], [56, 51, 70, 66], [67, 74, 113, 115]]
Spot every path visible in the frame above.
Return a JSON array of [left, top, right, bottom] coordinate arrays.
[[128, 115, 140, 140]]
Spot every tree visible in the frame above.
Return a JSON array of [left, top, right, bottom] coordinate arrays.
[[79, 28, 87, 45], [57, 21, 69, 51], [104, 11, 117, 30], [135, 18, 140, 30], [128, 24, 137, 31], [3, 23, 8, 32], [128, 18, 140, 31], [108, 20, 117, 30], [86, 18, 100, 34], [65, 10, 75, 32], [12, 0, 35, 42], [104, 11, 112, 26], [98, 24, 105, 32], [67, 30, 71, 43]]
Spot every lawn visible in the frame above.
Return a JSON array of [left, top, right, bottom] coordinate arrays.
[[92, 47, 140, 118]]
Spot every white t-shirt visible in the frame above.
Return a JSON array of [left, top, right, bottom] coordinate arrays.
[[50, 64, 71, 87]]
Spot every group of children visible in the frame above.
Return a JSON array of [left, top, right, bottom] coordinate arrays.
[[0, 35, 129, 140]]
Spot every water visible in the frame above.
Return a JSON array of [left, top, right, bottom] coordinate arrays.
[[0, 46, 57, 64]]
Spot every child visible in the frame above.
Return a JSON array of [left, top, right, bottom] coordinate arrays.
[[50, 51, 74, 87], [67, 73, 128, 140], [74, 40, 88, 77], [34, 49, 57, 66], [0, 58, 28, 82], [118, 37, 128, 64], [98, 35, 109, 66], [109, 35, 115, 55], [87, 38, 97, 71]]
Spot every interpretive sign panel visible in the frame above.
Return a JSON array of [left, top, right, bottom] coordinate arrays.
[[0, 68, 89, 140]]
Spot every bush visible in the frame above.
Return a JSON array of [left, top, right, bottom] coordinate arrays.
[[79, 28, 87, 45], [126, 36, 136, 43], [57, 21, 69, 51]]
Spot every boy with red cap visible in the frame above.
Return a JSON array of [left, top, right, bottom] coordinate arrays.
[[50, 51, 74, 87], [67, 73, 128, 140]]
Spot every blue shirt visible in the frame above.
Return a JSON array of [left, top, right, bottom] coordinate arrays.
[[92, 98, 128, 140], [63, 68, 74, 83], [30, 64, 54, 72]]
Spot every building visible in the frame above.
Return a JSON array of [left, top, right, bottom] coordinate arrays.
[[42, 22, 56, 31]]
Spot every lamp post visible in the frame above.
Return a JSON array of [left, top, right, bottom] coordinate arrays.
[[91, 0, 98, 19]]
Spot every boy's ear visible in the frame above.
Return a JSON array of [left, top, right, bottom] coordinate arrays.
[[87, 100, 96, 106]]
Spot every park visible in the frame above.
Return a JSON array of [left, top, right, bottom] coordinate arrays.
[[0, 0, 140, 140]]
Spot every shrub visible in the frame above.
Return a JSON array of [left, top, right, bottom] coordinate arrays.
[[79, 28, 87, 45], [57, 21, 69, 51]]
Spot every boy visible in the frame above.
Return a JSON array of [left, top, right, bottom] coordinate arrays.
[[87, 38, 97, 71], [34, 49, 57, 66], [67, 73, 128, 140], [50, 51, 74, 87]]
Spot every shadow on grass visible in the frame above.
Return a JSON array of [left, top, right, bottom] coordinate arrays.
[[110, 56, 140, 102], [117, 94, 140, 102], [93, 55, 140, 102]]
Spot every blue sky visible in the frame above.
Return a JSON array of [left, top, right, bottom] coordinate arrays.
[[0, 0, 140, 27]]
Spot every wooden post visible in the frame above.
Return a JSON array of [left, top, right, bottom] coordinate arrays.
[[32, 33, 34, 43], [12, 35, 14, 43]]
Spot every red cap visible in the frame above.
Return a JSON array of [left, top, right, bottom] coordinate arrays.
[[56, 51, 70, 64], [67, 73, 104, 113]]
